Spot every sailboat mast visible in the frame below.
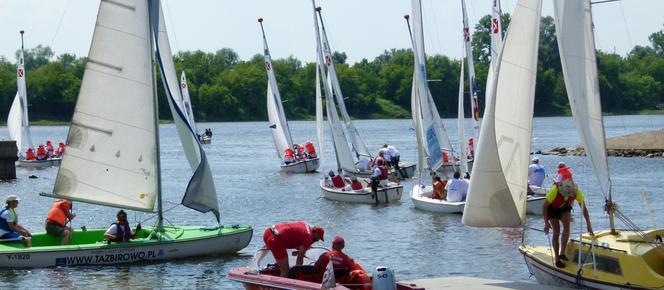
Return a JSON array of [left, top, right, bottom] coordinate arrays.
[[588, 2, 616, 234], [148, 0, 164, 231]]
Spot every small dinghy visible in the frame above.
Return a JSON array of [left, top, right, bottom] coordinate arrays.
[[320, 179, 402, 204]]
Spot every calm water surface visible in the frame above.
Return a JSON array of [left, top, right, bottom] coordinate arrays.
[[0, 115, 662, 288]]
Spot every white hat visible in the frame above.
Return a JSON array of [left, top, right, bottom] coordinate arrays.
[[558, 161, 567, 168], [531, 157, 539, 163], [5, 195, 20, 203]]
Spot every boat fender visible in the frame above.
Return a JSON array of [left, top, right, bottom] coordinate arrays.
[[372, 266, 396, 290]]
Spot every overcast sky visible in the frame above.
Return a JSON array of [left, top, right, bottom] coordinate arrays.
[[0, 0, 662, 64]]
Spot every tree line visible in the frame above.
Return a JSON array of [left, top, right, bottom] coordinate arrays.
[[0, 15, 662, 123]]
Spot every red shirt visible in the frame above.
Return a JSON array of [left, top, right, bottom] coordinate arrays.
[[351, 181, 363, 190], [26, 150, 36, 160], [314, 249, 356, 273], [331, 175, 345, 188], [273, 222, 314, 250]]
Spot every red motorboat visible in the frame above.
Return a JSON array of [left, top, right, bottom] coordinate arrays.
[[228, 247, 380, 290]]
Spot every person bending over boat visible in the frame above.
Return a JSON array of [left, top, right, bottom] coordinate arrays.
[[543, 172, 593, 268], [45, 199, 76, 245], [104, 210, 141, 243], [263, 222, 325, 277], [445, 172, 468, 202], [314, 236, 369, 286], [0, 195, 31, 247], [431, 176, 447, 200]]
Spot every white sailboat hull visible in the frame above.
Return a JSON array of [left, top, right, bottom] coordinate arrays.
[[410, 185, 465, 213], [320, 179, 402, 204], [0, 228, 252, 268], [409, 185, 545, 215], [280, 158, 320, 173], [436, 159, 474, 175], [198, 135, 211, 144], [17, 158, 61, 169]]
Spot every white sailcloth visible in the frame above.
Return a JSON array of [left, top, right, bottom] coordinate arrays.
[[461, 0, 481, 147], [53, 0, 158, 212], [317, 10, 371, 159], [261, 23, 293, 163], [463, 0, 542, 227], [407, 13, 428, 178], [411, 0, 455, 171], [313, 2, 355, 173], [154, 3, 220, 220], [457, 60, 468, 175], [485, 0, 504, 110], [7, 42, 34, 157], [553, 0, 611, 196], [179, 70, 197, 132]]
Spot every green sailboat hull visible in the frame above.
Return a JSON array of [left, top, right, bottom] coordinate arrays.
[[0, 225, 252, 268]]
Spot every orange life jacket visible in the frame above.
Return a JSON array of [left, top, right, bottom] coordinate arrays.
[[284, 148, 295, 158], [442, 152, 449, 163], [55, 145, 65, 157], [25, 149, 36, 160], [37, 145, 47, 157], [305, 141, 316, 155], [379, 165, 388, 180], [46, 142, 54, 153], [46, 200, 73, 226]]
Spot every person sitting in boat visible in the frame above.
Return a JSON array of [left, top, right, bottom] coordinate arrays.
[[430, 176, 447, 200], [350, 176, 363, 191], [262, 222, 325, 277], [36, 144, 48, 160], [25, 148, 36, 160], [0, 195, 31, 247], [45, 199, 76, 245], [294, 144, 306, 161], [104, 210, 141, 243], [543, 173, 593, 269], [46, 140, 55, 157], [304, 140, 316, 159], [204, 128, 212, 137], [284, 147, 295, 164], [328, 170, 346, 189], [374, 150, 385, 168], [314, 236, 368, 285], [527, 157, 546, 195], [445, 172, 468, 202], [55, 142, 65, 158]]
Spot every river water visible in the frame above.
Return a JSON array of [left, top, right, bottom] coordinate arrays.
[[0, 115, 662, 288]]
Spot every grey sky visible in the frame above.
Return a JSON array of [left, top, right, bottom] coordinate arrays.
[[0, 0, 662, 64]]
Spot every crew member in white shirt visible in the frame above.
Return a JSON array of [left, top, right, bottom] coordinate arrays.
[[444, 172, 469, 202]]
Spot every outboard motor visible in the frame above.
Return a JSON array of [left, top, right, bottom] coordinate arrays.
[[372, 266, 396, 290]]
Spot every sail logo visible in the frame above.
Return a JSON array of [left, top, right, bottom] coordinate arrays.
[[265, 61, 272, 71], [181, 82, 187, 89], [17, 68, 24, 77], [325, 55, 332, 65], [463, 28, 470, 42], [492, 18, 499, 34]]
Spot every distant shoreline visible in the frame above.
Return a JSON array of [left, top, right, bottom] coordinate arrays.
[[11, 110, 662, 126]]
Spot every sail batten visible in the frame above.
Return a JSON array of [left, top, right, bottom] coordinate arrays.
[[463, 0, 542, 227]]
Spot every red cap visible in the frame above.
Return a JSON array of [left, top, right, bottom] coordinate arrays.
[[332, 236, 345, 247], [312, 226, 325, 241]]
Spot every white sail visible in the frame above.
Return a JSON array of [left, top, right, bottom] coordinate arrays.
[[315, 63, 324, 166], [407, 14, 428, 178], [485, 0, 504, 109], [457, 60, 468, 175], [412, 0, 455, 171], [461, 0, 481, 148], [53, 0, 158, 212], [154, 3, 219, 220], [261, 22, 293, 163], [313, 2, 355, 173], [317, 10, 371, 159], [463, 0, 542, 227], [179, 70, 197, 132], [7, 39, 34, 157], [553, 0, 611, 196]]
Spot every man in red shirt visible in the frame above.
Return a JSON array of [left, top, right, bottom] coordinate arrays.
[[314, 236, 364, 283], [263, 221, 325, 277]]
